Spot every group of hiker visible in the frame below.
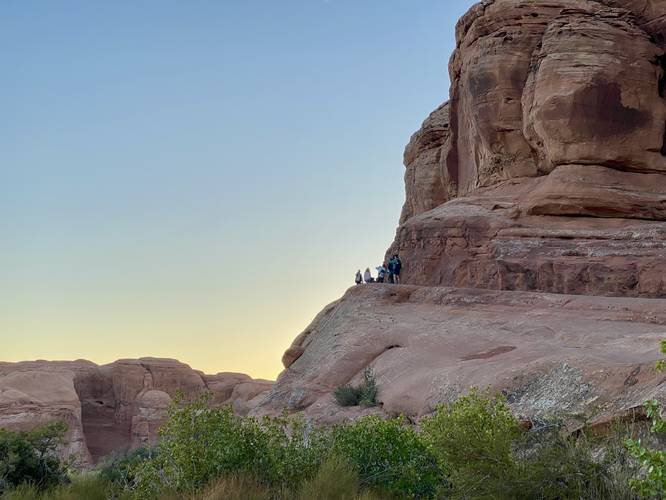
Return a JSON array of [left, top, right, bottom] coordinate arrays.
[[355, 254, 402, 285]]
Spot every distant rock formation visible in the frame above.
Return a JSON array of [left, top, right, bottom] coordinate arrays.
[[257, 0, 666, 424], [0, 358, 271, 467]]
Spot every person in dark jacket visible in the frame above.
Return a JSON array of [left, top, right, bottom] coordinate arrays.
[[355, 269, 363, 285], [393, 255, 402, 284], [387, 256, 396, 284]]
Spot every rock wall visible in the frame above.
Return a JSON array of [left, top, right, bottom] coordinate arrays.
[[392, 0, 666, 297], [0, 359, 271, 467]]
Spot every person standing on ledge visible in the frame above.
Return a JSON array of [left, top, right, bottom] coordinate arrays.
[[393, 254, 402, 284], [387, 256, 396, 284], [355, 269, 363, 285], [364, 267, 374, 283]]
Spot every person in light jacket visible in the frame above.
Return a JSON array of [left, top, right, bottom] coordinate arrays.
[[376, 264, 387, 283], [364, 267, 374, 283]]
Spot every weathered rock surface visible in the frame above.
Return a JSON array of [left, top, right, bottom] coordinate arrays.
[[0, 359, 271, 467], [393, 177, 666, 297], [400, 102, 453, 223], [392, 0, 666, 297], [255, 285, 666, 428]]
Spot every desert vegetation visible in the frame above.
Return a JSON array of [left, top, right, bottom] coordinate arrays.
[[2, 388, 664, 499], [333, 367, 378, 407]]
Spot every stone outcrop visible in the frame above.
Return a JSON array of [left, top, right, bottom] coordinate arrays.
[[390, 0, 666, 297], [400, 102, 453, 223], [0, 359, 271, 467], [256, 285, 666, 428]]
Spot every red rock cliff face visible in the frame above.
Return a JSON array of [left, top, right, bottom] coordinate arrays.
[[393, 0, 666, 297]]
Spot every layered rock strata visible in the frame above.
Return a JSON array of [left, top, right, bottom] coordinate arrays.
[[393, 0, 666, 297]]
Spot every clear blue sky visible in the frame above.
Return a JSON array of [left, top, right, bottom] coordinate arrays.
[[1, 0, 478, 378]]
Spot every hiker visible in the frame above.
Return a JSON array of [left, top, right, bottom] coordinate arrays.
[[364, 267, 374, 283], [387, 257, 395, 284], [376, 264, 387, 283], [393, 254, 402, 284], [355, 269, 363, 285]]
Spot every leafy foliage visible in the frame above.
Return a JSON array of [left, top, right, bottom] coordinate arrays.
[[421, 388, 637, 499], [334, 367, 378, 407], [523, 429, 637, 500], [130, 394, 332, 497], [624, 341, 666, 498], [331, 415, 443, 498], [421, 388, 522, 498], [98, 447, 154, 494], [0, 422, 69, 494]]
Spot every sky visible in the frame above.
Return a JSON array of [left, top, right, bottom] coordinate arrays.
[[1, 0, 478, 379]]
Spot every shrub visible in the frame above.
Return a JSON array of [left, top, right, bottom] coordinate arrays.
[[421, 388, 521, 498], [625, 340, 666, 498], [334, 367, 378, 407], [0, 422, 69, 494], [333, 384, 362, 407], [421, 388, 639, 499], [331, 415, 443, 498], [130, 395, 332, 497], [98, 446, 154, 492], [522, 430, 638, 500], [626, 400, 666, 498]]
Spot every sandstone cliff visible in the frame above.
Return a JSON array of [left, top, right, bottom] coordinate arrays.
[[257, 0, 666, 425], [392, 0, 666, 297], [0, 358, 271, 466]]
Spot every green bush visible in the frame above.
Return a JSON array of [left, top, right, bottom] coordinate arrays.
[[624, 340, 666, 498], [98, 446, 154, 492], [421, 388, 521, 498], [130, 395, 332, 497], [0, 422, 69, 494], [523, 430, 637, 500], [333, 384, 362, 407], [334, 367, 378, 407], [421, 388, 638, 499], [331, 415, 443, 498]]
